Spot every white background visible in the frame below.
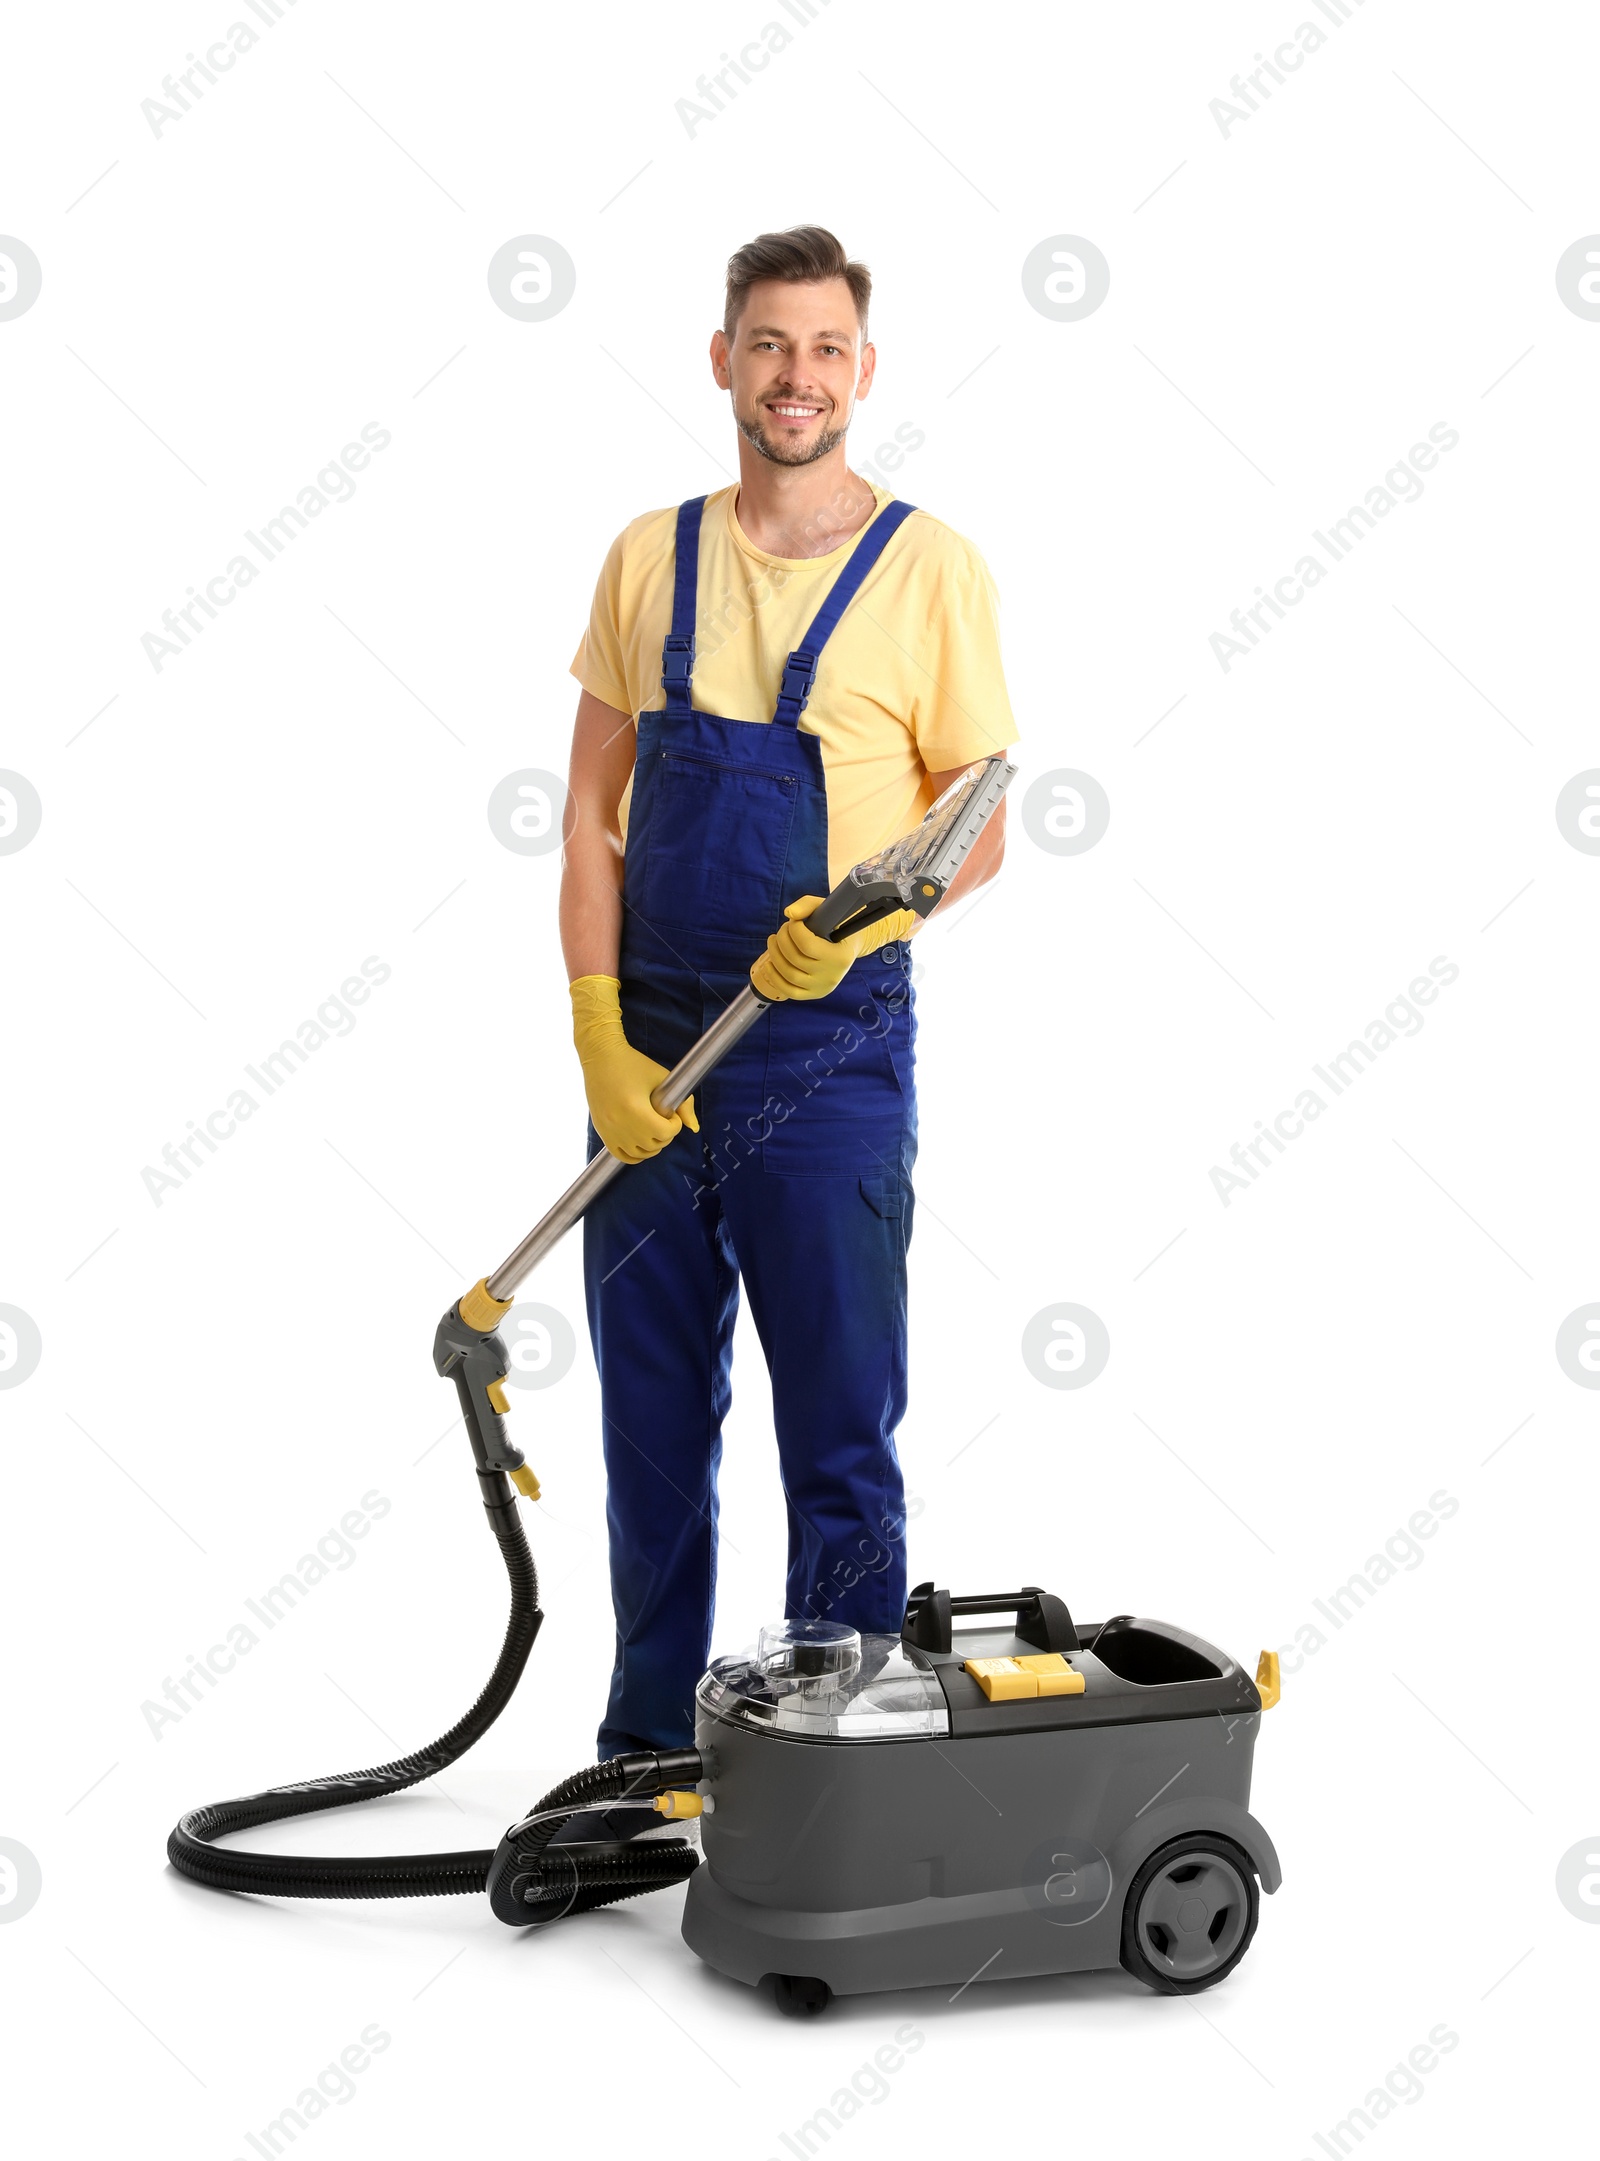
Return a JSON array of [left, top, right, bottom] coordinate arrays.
[[2, 2, 1595, 2154]]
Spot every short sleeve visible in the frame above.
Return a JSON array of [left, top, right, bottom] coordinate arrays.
[[910, 542, 1019, 771], [570, 529, 632, 714]]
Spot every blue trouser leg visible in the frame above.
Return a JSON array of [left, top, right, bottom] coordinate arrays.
[[717, 1162, 912, 1637], [585, 1114, 915, 1753], [583, 1121, 740, 1758]]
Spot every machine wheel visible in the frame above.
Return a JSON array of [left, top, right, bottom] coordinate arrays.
[[1119, 1834, 1259, 1995], [769, 1973, 832, 2018]]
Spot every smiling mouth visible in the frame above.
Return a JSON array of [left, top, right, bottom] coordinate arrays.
[[766, 402, 825, 423]]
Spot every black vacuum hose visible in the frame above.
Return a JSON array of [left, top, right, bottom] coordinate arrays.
[[168, 1468, 703, 1912], [484, 1749, 704, 1925], [167, 1470, 544, 1899]]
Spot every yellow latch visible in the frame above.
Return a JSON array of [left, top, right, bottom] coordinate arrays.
[[964, 1653, 1086, 1702], [509, 1464, 541, 1502], [1255, 1649, 1281, 1710], [485, 1377, 511, 1416]]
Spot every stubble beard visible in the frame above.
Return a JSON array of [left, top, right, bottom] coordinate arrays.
[[736, 405, 851, 468]]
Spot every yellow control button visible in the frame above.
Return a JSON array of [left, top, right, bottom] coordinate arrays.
[[964, 1654, 1086, 1702], [1015, 1652, 1086, 1697], [964, 1658, 1035, 1701], [485, 1378, 511, 1415]]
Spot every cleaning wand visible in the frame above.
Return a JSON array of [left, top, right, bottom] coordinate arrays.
[[435, 752, 1017, 1504]]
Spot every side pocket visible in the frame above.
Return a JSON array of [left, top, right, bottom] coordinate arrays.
[[859, 1172, 903, 1220]]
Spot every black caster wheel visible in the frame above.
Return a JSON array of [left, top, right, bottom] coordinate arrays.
[[1120, 1834, 1260, 1995], [769, 1973, 832, 2017]]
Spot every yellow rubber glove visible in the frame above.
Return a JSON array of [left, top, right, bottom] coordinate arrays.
[[570, 976, 698, 1163], [749, 896, 917, 1003]]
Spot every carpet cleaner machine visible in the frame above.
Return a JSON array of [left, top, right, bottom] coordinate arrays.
[[169, 757, 1282, 2012]]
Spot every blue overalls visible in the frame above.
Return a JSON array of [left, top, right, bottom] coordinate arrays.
[[583, 494, 921, 1756]]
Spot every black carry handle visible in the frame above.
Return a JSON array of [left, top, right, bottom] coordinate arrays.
[[902, 1582, 1080, 1657]]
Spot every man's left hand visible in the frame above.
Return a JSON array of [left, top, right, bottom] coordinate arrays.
[[750, 895, 914, 1002]]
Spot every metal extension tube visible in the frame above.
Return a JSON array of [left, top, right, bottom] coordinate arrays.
[[484, 985, 770, 1300]]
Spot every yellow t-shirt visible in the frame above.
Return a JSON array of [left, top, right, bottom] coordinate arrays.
[[570, 483, 1018, 886]]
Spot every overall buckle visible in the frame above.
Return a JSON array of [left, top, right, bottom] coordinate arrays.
[[778, 650, 818, 713], [661, 635, 696, 690]]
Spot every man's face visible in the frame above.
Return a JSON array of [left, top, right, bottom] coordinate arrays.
[[712, 278, 875, 468]]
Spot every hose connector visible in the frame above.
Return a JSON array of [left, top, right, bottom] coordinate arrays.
[[652, 1790, 703, 1819], [486, 1748, 706, 1926], [459, 1276, 513, 1331]]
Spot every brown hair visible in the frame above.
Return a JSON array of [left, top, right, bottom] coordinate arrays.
[[723, 225, 871, 340]]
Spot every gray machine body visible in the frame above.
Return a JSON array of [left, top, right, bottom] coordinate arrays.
[[682, 1615, 1280, 1999]]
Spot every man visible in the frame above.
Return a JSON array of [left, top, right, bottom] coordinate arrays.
[[558, 226, 1017, 1831]]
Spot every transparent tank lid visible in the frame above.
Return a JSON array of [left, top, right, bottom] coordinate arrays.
[[697, 1620, 948, 1742]]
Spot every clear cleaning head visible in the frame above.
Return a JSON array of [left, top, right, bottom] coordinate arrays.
[[844, 754, 1017, 910]]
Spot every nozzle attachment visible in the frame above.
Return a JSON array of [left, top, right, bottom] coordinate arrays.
[[807, 755, 1017, 944]]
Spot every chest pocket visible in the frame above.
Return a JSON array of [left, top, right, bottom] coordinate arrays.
[[637, 749, 800, 940]]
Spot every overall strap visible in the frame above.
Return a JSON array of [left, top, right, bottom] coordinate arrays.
[[659, 496, 707, 717], [773, 499, 918, 728]]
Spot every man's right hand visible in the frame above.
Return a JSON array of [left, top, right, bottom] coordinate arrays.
[[570, 976, 698, 1164]]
